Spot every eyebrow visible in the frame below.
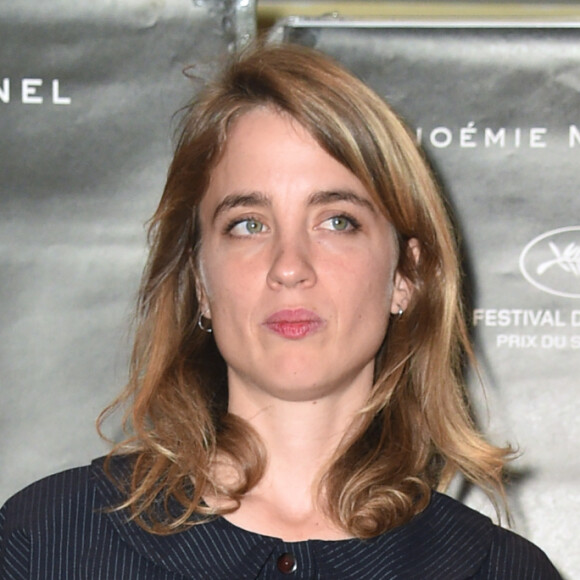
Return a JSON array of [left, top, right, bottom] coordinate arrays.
[[307, 189, 376, 213], [211, 188, 375, 223], [212, 192, 271, 223]]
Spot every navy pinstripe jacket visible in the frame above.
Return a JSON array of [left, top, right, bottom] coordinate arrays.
[[0, 457, 561, 579]]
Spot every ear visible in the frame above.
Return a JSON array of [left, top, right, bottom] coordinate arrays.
[[390, 237, 420, 315]]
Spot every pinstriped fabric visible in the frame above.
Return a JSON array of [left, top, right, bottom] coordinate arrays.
[[0, 465, 180, 580], [0, 458, 562, 579], [478, 527, 561, 580]]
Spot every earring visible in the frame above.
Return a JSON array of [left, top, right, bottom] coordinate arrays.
[[197, 313, 213, 333]]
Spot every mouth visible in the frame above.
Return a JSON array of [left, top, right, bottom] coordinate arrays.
[[263, 308, 325, 339]]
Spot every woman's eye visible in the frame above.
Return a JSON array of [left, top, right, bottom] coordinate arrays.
[[320, 215, 359, 232], [229, 218, 265, 236]]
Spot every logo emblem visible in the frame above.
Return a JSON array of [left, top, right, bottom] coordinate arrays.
[[519, 226, 580, 299]]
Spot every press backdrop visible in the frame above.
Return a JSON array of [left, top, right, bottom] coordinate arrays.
[[1, 3, 577, 578], [0, 0, 253, 507], [270, 18, 579, 577]]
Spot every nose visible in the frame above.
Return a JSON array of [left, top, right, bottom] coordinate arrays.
[[266, 232, 317, 290]]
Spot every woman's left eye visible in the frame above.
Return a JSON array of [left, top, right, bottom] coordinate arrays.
[[320, 215, 359, 232]]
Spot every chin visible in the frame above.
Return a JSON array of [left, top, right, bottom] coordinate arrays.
[[261, 366, 363, 403], [262, 381, 334, 403]]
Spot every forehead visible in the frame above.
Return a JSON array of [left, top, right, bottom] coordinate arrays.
[[204, 108, 369, 200], [222, 107, 317, 162], [208, 107, 389, 207]]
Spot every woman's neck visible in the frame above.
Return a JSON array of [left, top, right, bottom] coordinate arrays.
[[219, 381, 371, 541]]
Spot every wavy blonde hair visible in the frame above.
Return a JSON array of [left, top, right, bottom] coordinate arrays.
[[99, 42, 511, 537]]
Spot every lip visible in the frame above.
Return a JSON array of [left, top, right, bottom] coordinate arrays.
[[263, 308, 325, 339]]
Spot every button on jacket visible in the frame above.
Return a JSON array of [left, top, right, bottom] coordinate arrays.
[[0, 457, 561, 579]]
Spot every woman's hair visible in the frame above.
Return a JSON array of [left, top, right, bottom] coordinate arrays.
[[99, 42, 511, 537]]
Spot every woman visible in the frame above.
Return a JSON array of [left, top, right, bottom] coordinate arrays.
[[0, 43, 561, 579]]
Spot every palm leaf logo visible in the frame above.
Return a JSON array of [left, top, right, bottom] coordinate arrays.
[[537, 242, 580, 277]]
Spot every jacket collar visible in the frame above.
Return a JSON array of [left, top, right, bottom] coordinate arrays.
[[90, 456, 494, 579]]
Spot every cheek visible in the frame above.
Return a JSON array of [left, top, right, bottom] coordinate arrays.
[[324, 253, 394, 335], [363, 278, 394, 321], [342, 250, 394, 300], [362, 265, 396, 330], [199, 253, 255, 317]]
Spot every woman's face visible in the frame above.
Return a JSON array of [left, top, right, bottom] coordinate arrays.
[[197, 107, 411, 404]]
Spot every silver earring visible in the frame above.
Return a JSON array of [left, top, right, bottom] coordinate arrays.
[[197, 313, 212, 333]]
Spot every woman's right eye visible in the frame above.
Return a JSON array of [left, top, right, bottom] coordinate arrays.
[[227, 218, 266, 236]]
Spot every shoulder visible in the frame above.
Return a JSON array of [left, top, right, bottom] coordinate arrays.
[[1, 463, 96, 532], [322, 492, 558, 580], [387, 491, 495, 577], [480, 524, 562, 579], [420, 493, 561, 579], [0, 456, 152, 579], [1, 456, 134, 532], [1, 461, 100, 579]]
